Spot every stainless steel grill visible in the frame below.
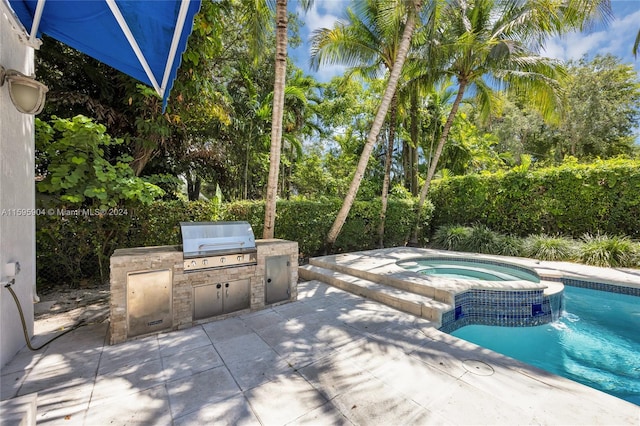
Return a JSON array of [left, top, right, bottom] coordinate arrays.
[[180, 221, 257, 272]]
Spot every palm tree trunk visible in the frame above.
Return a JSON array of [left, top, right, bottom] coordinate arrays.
[[263, 0, 288, 239], [287, 144, 293, 200], [410, 79, 468, 245], [378, 95, 398, 249], [244, 128, 250, 200], [409, 90, 419, 196], [325, 1, 421, 252], [131, 143, 157, 176], [402, 141, 410, 189], [411, 144, 418, 196]]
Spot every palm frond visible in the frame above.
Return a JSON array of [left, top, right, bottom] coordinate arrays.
[[244, 0, 275, 63]]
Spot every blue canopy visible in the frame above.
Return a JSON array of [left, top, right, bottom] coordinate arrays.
[[7, 0, 202, 109]]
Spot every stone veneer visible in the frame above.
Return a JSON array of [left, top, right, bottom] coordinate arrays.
[[109, 239, 298, 344]]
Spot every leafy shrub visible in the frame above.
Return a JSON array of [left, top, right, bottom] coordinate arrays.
[[578, 234, 638, 267], [36, 200, 219, 288], [432, 225, 472, 251], [390, 184, 413, 199], [220, 198, 433, 256], [36, 197, 434, 288], [522, 234, 577, 261], [465, 224, 505, 254], [429, 158, 640, 238], [432, 224, 523, 255], [257, 199, 338, 257], [36, 116, 164, 208], [220, 200, 265, 237], [494, 234, 524, 257]]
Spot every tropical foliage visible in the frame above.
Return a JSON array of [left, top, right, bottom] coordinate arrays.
[[469, 55, 640, 163], [36, 116, 165, 208], [429, 158, 640, 238], [32, 0, 640, 278], [410, 0, 611, 243], [431, 224, 640, 267], [36, 197, 434, 287]]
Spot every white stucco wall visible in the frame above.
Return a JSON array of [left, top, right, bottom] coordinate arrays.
[[0, 17, 36, 367]]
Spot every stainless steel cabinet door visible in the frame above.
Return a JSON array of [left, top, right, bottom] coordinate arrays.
[[265, 255, 290, 304], [223, 279, 251, 313], [127, 269, 172, 337], [193, 283, 224, 320]]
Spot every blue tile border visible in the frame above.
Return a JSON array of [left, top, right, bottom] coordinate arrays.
[[411, 256, 560, 333], [439, 289, 563, 333], [403, 255, 639, 333], [439, 272, 638, 333], [561, 277, 640, 297]]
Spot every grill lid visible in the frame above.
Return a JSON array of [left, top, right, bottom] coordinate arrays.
[[180, 221, 256, 258]]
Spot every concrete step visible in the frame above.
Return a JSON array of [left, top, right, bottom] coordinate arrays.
[[309, 256, 452, 304], [299, 265, 450, 325]]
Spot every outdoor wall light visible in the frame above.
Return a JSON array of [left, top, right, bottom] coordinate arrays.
[[0, 65, 48, 114]]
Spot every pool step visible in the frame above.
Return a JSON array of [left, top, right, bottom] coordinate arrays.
[[309, 256, 452, 304], [299, 264, 450, 324]]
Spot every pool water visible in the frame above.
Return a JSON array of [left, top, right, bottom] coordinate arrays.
[[452, 286, 640, 406], [398, 259, 539, 282]]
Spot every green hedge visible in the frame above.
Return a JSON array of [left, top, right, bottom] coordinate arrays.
[[36, 197, 433, 288], [429, 159, 640, 238], [36, 201, 219, 287], [220, 198, 428, 257]]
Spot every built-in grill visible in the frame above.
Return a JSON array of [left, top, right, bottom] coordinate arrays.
[[109, 222, 298, 344], [180, 221, 257, 272]]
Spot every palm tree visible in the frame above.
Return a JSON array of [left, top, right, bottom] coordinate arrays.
[[279, 70, 321, 198], [311, 0, 409, 248], [409, 0, 611, 244], [419, 81, 455, 171], [317, 0, 424, 252], [263, 0, 314, 239], [634, 29, 640, 57]]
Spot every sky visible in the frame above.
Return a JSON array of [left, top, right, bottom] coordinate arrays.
[[288, 0, 640, 83]]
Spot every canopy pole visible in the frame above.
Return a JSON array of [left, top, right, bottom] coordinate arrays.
[[28, 0, 45, 42], [160, 0, 191, 96], [105, 0, 161, 95]]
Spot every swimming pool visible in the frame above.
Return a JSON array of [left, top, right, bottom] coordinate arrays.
[[452, 286, 640, 406], [397, 258, 540, 282]]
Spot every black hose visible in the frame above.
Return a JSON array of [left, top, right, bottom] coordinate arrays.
[[4, 281, 85, 351]]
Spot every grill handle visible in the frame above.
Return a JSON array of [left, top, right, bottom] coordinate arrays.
[[198, 241, 245, 250]]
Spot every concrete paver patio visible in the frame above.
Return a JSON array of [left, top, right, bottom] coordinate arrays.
[[1, 279, 639, 425]]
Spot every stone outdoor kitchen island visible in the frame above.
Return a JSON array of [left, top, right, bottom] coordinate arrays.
[[109, 239, 298, 344]]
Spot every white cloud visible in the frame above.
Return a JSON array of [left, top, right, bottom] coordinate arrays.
[[566, 31, 610, 60], [541, 38, 566, 60], [316, 0, 350, 15], [291, 1, 350, 81], [612, 7, 640, 32], [298, 1, 346, 34], [542, 5, 640, 67], [542, 27, 613, 62], [314, 63, 347, 82], [598, 8, 640, 56]]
